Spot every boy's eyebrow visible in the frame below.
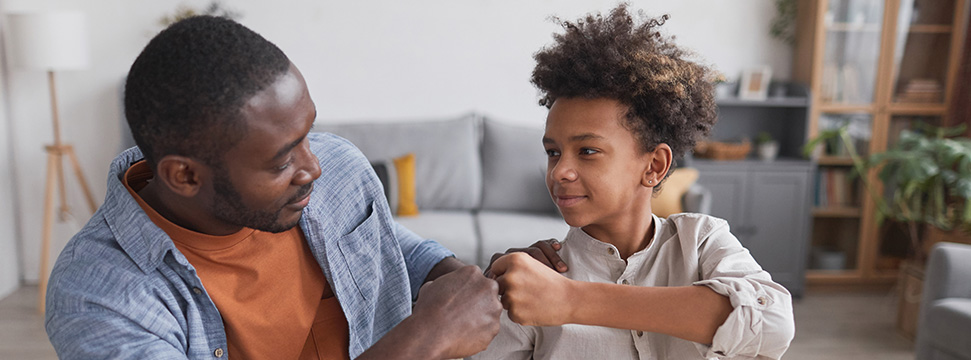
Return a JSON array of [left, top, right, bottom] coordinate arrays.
[[570, 133, 604, 141], [543, 133, 605, 144]]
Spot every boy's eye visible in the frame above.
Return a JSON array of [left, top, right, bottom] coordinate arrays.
[[545, 149, 560, 157], [580, 148, 599, 155]]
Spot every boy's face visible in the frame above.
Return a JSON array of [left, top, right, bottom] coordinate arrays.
[[543, 97, 655, 228]]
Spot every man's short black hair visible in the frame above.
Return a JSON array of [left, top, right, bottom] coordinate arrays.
[[124, 15, 290, 168]]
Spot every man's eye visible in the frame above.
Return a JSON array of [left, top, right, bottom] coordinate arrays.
[[276, 158, 293, 171], [546, 149, 560, 157], [580, 148, 599, 155]]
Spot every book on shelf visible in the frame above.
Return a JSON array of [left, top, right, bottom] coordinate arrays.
[[814, 168, 859, 208]]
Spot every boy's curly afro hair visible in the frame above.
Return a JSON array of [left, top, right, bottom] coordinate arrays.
[[531, 4, 717, 163]]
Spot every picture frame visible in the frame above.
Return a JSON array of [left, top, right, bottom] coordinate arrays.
[[739, 66, 772, 101]]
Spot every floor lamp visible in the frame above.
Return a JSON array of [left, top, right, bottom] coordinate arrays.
[[7, 12, 97, 313]]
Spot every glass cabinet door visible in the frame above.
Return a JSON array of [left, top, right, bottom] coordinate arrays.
[[890, 0, 957, 104], [820, 0, 886, 104]]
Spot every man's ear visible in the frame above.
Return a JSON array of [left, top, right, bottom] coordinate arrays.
[[642, 143, 673, 187], [154, 155, 208, 197]]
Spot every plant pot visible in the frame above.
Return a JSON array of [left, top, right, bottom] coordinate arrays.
[[757, 141, 779, 161], [715, 82, 736, 99], [896, 260, 924, 340]]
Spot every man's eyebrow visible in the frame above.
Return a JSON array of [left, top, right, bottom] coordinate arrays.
[[272, 136, 305, 160], [542, 137, 555, 144]]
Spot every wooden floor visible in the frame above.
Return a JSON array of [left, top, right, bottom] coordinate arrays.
[[1, 286, 914, 359]]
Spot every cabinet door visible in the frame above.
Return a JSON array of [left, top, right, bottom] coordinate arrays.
[[747, 171, 811, 295], [695, 171, 750, 240]]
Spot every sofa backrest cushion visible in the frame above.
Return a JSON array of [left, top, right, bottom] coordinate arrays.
[[315, 115, 482, 211], [479, 118, 558, 214]]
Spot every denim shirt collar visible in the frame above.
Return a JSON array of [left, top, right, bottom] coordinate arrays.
[[101, 146, 188, 274]]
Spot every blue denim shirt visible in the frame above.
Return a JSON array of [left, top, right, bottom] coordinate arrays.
[[45, 133, 454, 359]]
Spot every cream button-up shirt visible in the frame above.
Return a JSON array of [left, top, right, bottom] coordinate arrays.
[[472, 213, 795, 360]]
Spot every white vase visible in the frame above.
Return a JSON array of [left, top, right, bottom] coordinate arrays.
[[757, 141, 779, 161]]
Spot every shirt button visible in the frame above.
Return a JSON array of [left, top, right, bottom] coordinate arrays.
[[622, 279, 630, 285], [636, 330, 643, 337], [608, 248, 615, 256], [193, 287, 202, 295], [214, 348, 224, 358], [757, 297, 766, 305]]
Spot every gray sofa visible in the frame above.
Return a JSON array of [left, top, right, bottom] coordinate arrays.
[[917, 242, 971, 360], [316, 114, 710, 267]]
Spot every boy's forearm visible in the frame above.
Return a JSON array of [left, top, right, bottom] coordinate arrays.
[[568, 281, 732, 344]]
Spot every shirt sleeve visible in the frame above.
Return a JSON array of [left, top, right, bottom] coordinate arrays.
[[47, 310, 187, 359], [393, 220, 456, 299], [691, 221, 795, 359], [468, 310, 534, 360]]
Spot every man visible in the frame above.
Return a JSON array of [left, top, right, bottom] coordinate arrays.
[[45, 16, 502, 359]]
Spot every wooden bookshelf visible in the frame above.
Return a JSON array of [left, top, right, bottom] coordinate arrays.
[[812, 207, 862, 218], [795, 0, 969, 286]]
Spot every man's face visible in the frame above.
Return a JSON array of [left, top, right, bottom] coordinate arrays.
[[208, 64, 321, 233]]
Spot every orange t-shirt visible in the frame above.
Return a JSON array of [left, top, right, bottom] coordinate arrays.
[[123, 161, 349, 360]]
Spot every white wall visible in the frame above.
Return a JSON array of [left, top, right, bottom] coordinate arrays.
[[0, 0, 792, 283], [0, 10, 22, 299]]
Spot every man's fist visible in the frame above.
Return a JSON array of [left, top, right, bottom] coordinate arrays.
[[412, 265, 502, 358]]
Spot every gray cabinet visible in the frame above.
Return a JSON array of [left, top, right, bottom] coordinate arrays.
[[695, 160, 812, 297]]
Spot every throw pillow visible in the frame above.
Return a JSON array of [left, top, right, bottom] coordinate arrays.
[[369, 153, 420, 217], [652, 168, 699, 218]]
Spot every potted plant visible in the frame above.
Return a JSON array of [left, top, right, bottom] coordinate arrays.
[[805, 122, 971, 338], [805, 122, 971, 260], [756, 131, 779, 161]]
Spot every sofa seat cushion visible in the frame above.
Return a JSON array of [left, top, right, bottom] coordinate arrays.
[[394, 211, 477, 266], [925, 298, 971, 357], [476, 211, 570, 268]]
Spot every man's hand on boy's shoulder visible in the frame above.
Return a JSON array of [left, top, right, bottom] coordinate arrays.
[[484, 239, 568, 278]]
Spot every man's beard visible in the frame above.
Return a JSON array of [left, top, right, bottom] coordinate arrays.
[[209, 173, 311, 233]]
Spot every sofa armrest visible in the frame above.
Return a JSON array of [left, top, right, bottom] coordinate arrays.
[[682, 183, 712, 215], [923, 242, 971, 304], [917, 242, 971, 358]]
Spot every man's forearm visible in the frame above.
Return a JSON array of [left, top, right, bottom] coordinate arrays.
[[355, 315, 444, 360], [423, 256, 465, 284]]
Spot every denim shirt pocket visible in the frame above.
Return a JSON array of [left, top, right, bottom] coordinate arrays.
[[336, 202, 382, 301]]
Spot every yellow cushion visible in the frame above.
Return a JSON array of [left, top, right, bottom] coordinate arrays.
[[393, 153, 419, 217], [652, 168, 699, 218]]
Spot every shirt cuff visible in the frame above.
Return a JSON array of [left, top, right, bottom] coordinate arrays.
[[691, 278, 777, 359]]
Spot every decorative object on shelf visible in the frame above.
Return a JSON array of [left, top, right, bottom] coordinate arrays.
[[739, 66, 772, 101], [158, 0, 241, 27], [712, 71, 736, 99], [755, 132, 779, 162], [694, 139, 751, 161], [6, 11, 98, 314], [811, 247, 847, 270], [896, 78, 943, 103], [769, 0, 797, 45]]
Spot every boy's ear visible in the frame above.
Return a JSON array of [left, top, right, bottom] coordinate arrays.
[[154, 155, 208, 197], [642, 143, 673, 187]]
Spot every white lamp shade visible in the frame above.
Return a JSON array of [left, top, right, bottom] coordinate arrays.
[[7, 12, 90, 71]]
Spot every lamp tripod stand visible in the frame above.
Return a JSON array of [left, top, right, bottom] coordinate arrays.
[[37, 70, 98, 314]]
